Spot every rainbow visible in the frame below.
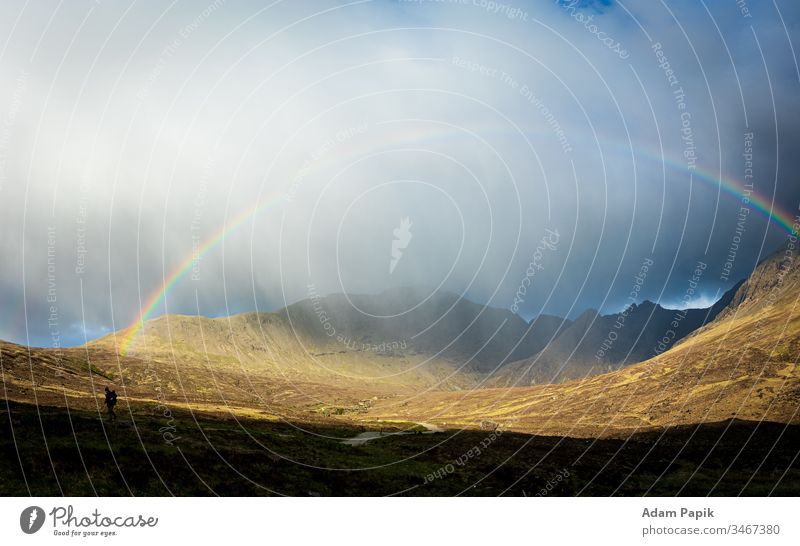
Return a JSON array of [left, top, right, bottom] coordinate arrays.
[[117, 198, 276, 355], [114, 126, 798, 355], [630, 144, 797, 236]]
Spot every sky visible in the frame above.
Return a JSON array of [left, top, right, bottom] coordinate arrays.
[[0, 0, 798, 347]]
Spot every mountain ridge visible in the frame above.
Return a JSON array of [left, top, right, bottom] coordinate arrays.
[[367, 238, 800, 436], [486, 284, 740, 386], [1, 240, 797, 438], [87, 275, 748, 387]]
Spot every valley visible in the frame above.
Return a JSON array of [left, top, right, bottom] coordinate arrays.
[[1, 241, 798, 496]]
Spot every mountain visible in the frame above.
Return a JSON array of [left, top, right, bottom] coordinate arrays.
[[277, 287, 571, 373], [715, 241, 798, 320], [487, 285, 739, 386], [369, 240, 800, 436], [0, 288, 571, 419], [2, 242, 797, 498], [88, 288, 570, 392], [91, 281, 737, 391], [2, 241, 797, 440]]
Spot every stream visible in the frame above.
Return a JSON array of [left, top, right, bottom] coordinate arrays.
[[341, 422, 443, 446]]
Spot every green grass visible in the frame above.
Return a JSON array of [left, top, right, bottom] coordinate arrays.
[[88, 363, 113, 381]]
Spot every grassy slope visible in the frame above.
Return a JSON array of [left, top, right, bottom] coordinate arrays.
[[487, 298, 730, 387], [0, 338, 410, 426], [89, 312, 477, 392], [2, 245, 798, 495], [367, 252, 800, 437]]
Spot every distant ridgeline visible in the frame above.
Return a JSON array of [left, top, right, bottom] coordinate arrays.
[[91, 273, 744, 387]]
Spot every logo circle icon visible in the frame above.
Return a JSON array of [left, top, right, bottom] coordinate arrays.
[[20, 506, 45, 534]]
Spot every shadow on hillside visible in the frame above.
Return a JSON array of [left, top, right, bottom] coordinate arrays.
[[1, 400, 797, 496]]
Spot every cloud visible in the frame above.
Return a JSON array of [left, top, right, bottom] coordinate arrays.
[[0, 0, 798, 345]]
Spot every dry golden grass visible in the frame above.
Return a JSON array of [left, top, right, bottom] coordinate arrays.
[[4, 244, 798, 439], [366, 262, 800, 437]]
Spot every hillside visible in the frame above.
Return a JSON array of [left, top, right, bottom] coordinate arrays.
[[277, 287, 571, 372], [88, 288, 571, 390], [716, 241, 798, 320], [4, 242, 797, 441], [0, 337, 403, 421], [1, 240, 798, 497], [90, 282, 735, 393], [0, 289, 573, 425], [367, 241, 800, 437], [488, 286, 738, 386]]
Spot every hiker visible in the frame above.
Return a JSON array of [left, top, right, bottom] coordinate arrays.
[[104, 387, 118, 421]]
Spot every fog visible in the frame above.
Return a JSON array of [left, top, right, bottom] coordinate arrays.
[[1, 0, 798, 346]]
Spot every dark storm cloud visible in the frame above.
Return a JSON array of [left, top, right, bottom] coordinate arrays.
[[0, 0, 798, 346]]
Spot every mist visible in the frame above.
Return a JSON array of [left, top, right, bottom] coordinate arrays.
[[1, 0, 798, 346]]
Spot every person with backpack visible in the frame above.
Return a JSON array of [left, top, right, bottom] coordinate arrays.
[[104, 386, 118, 421]]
